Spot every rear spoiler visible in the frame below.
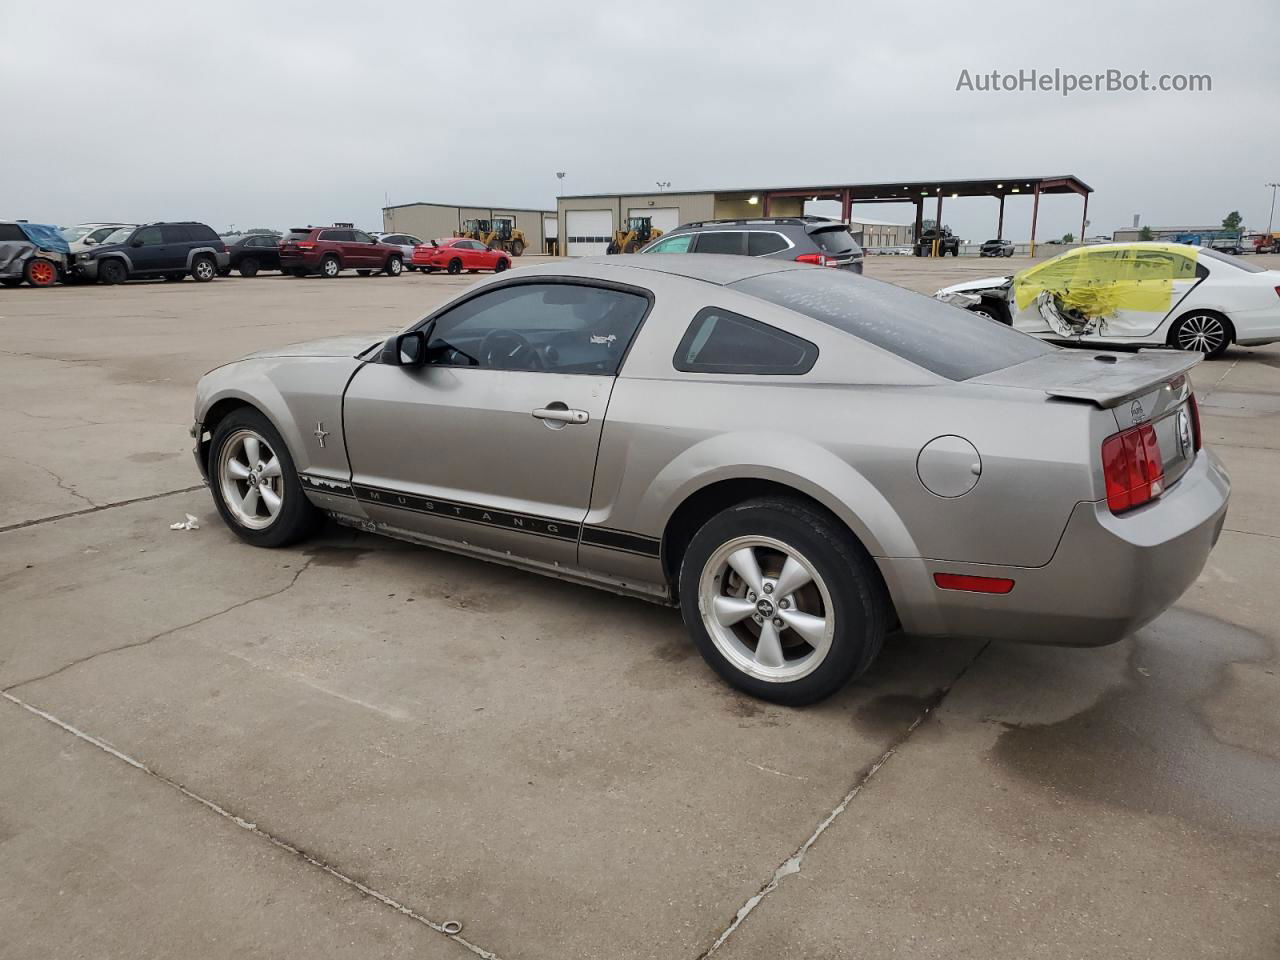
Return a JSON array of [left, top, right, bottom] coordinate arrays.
[[973, 349, 1201, 408]]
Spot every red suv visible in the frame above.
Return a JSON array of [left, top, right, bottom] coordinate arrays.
[[279, 227, 404, 278]]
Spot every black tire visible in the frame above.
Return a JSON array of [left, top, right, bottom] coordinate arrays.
[[605, 241, 620, 255], [383, 256, 402, 276], [208, 408, 320, 548], [238, 257, 260, 278], [678, 497, 889, 706], [164, 272, 186, 282], [190, 255, 216, 282], [356, 269, 372, 276], [623, 240, 640, 254], [447, 258, 462, 275], [511, 239, 524, 257], [494, 258, 509, 273], [319, 254, 340, 278], [1170, 310, 1233, 359], [98, 259, 128, 285]]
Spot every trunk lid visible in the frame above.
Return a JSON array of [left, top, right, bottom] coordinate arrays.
[[975, 348, 1202, 498]]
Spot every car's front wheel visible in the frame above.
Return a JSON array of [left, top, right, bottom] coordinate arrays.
[[239, 257, 260, 277], [383, 256, 403, 276], [209, 408, 319, 548], [1170, 310, 1232, 358], [678, 498, 888, 705], [98, 259, 128, 284], [494, 258, 509, 273], [447, 258, 462, 275]]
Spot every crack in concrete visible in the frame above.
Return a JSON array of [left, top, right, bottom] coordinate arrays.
[[696, 641, 992, 959], [0, 484, 206, 534], [2, 559, 317, 693], [1, 692, 504, 960], [1223, 526, 1280, 541], [3, 455, 98, 508]]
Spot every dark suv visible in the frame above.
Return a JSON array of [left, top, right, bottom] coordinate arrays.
[[640, 216, 864, 273], [279, 227, 404, 278], [76, 222, 229, 284]]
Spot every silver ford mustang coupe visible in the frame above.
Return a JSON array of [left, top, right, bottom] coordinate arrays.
[[192, 256, 1230, 705]]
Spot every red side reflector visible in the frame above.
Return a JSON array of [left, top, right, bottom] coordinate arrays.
[[933, 573, 1015, 594]]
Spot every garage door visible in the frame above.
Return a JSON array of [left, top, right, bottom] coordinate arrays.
[[567, 210, 614, 257], [543, 215, 558, 239], [629, 207, 680, 235]]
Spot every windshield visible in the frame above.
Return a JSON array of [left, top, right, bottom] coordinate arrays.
[[732, 269, 1054, 381], [60, 225, 94, 242], [99, 227, 133, 245]]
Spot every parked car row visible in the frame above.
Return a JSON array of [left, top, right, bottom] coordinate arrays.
[[639, 216, 865, 273], [0, 220, 528, 288]]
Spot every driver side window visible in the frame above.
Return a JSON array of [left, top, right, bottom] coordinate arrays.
[[424, 282, 649, 375]]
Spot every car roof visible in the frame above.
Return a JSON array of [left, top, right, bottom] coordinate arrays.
[[523, 254, 808, 286]]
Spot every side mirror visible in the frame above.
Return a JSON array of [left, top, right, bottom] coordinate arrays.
[[84, 237, 98, 246], [381, 323, 433, 367]]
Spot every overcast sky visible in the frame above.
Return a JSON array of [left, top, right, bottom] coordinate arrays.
[[4, 0, 1276, 242]]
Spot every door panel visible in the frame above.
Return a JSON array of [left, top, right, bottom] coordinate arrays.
[[343, 366, 612, 565], [129, 226, 171, 272]]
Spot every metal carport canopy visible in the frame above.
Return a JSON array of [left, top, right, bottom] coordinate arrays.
[[761, 175, 1093, 253]]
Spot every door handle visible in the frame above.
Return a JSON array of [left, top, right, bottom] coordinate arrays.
[[533, 406, 590, 425]]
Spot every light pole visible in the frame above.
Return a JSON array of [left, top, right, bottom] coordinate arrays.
[[655, 181, 671, 192], [1267, 182, 1279, 234], [556, 171, 566, 198]]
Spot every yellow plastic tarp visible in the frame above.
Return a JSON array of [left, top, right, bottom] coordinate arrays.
[[1013, 243, 1199, 318]]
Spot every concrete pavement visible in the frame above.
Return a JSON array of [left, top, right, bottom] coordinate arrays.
[[1, 259, 1277, 959]]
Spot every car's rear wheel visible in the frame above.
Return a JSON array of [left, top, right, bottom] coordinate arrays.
[[24, 257, 57, 287], [679, 498, 888, 705], [447, 258, 462, 275], [1170, 310, 1232, 358], [191, 256, 216, 282], [319, 255, 340, 278], [238, 257, 260, 277], [209, 408, 319, 548], [383, 256, 402, 276], [98, 259, 128, 284], [494, 258, 509, 273], [511, 240, 524, 257]]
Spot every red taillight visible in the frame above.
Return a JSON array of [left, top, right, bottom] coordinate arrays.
[[296, 241, 316, 250], [794, 253, 828, 266], [1102, 421, 1165, 513], [933, 573, 1015, 594], [1273, 285, 1280, 298]]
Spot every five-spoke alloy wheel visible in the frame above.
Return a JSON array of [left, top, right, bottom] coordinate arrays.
[[209, 408, 318, 547], [679, 497, 888, 705]]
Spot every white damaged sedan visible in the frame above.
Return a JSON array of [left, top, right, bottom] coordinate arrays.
[[935, 242, 1280, 357]]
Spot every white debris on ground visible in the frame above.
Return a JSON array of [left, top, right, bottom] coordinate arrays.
[[169, 514, 200, 531]]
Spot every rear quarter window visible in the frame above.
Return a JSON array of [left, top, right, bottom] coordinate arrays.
[[731, 270, 1053, 381], [674, 307, 817, 375], [748, 232, 790, 256]]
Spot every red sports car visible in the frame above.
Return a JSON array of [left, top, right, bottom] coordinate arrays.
[[411, 238, 511, 275]]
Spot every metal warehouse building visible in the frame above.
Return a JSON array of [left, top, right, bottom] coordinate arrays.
[[556, 175, 1092, 256], [381, 202, 557, 253]]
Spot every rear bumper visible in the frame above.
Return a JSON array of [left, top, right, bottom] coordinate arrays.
[[880, 449, 1230, 647], [279, 251, 323, 269]]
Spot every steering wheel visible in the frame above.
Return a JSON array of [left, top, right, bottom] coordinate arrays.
[[479, 329, 543, 370]]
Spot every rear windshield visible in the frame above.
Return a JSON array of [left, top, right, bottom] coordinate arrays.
[[810, 226, 860, 255], [731, 269, 1054, 381], [283, 230, 315, 242], [1200, 248, 1265, 273]]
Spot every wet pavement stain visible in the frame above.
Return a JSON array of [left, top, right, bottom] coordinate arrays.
[[991, 608, 1279, 839], [854, 691, 938, 738]]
